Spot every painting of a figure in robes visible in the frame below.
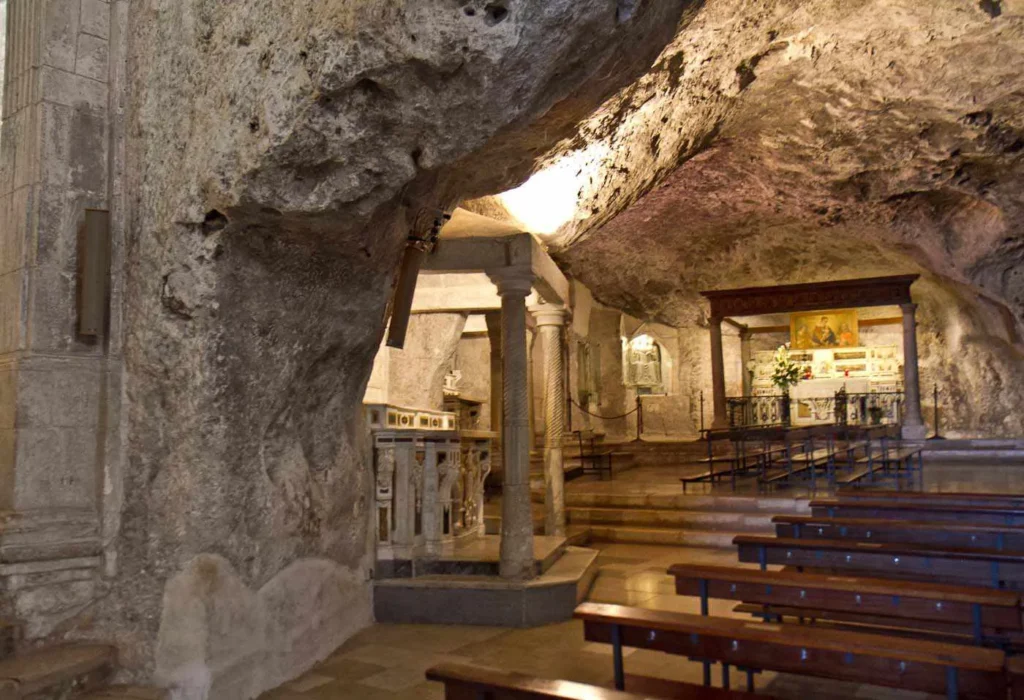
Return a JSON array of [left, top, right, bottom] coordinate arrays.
[[791, 309, 858, 349]]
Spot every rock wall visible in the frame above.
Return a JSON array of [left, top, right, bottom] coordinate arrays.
[[535, 0, 1024, 436], [454, 334, 493, 427], [385, 313, 468, 411], [92, 1, 690, 696]]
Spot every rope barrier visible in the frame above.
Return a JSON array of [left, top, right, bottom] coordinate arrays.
[[569, 398, 639, 420]]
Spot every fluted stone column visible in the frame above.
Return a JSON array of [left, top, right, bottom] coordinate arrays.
[[900, 303, 926, 439], [709, 316, 728, 429], [532, 303, 568, 537], [489, 267, 535, 580]]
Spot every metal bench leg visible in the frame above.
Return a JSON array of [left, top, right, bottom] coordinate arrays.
[[972, 603, 983, 644], [945, 666, 958, 700], [746, 669, 755, 692], [699, 579, 709, 616], [611, 624, 625, 690], [721, 663, 730, 690]]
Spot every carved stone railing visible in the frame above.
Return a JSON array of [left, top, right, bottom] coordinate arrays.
[[367, 405, 492, 564], [726, 394, 788, 427]]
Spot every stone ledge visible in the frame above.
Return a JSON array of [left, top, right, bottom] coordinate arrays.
[[373, 546, 599, 627]]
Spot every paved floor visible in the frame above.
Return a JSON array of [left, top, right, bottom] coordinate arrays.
[[546, 459, 1024, 499], [258, 542, 938, 700]]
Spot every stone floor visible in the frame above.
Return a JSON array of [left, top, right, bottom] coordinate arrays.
[[258, 542, 938, 700], [260, 460, 1024, 699], [556, 459, 1024, 499]]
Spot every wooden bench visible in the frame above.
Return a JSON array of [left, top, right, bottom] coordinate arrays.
[[773, 514, 1024, 551], [1009, 655, 1024, 700], [425, 661, 766, 699], [575, 602, 1008, 699], [571, 431, 632, 479], [668, 563, 1022, 644], [811, 498, 1024, 526], [758, 428, 813, 489], [682, 428, 777, 493], [838, 489, 1024, 510], [734, 535, 1024, 589]]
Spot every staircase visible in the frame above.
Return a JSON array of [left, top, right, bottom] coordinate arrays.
[[0, 619, 166, 699], [565, 493, 810, 548]]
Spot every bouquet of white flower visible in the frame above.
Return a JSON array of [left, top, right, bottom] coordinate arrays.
[[771, 343, 801, 392]]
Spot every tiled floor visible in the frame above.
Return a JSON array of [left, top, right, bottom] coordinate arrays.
[[258, 542, 938, 700]]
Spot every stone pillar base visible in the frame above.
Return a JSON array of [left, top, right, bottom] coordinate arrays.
[[901, 424, 928, 441], [0, 509, 103, 637]]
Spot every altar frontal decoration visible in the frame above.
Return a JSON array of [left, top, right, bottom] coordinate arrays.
[[791, 309, 858, 350]]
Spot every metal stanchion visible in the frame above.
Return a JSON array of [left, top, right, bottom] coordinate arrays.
[[928, 383, 945, 440]]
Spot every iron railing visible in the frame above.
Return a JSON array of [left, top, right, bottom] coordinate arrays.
[[725, 390, 904, 428]]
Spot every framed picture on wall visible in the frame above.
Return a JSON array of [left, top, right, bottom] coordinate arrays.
[[791, 309, 859, 349]]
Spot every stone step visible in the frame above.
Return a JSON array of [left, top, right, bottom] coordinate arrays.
[[374, 546, 600, 627], [585, 525, 743, 549], [0, 643, 115, 698], [81, 687, 169, 700], [566, 506, 774, 532], [563, 492, 810, 513]]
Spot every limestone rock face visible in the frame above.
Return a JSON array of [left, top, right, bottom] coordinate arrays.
[[545, 0, 1024, 436], [381, 313, 468, 411], [101, 0, 690, 695]]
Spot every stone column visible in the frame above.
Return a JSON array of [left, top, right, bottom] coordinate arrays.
[[709, 316, 728, 429], [422, 440, 440, 556], [739, 328, 753, 397], [489, 267, 535, 580], [532, 303, 567, 537], [900, 303, 926, 439], [484, 311, 503, 477]]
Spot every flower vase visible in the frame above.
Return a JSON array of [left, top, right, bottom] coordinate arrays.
[[780, 390, 792, 426]]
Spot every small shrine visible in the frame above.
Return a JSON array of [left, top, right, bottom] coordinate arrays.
[[701, 275, 926, 438]]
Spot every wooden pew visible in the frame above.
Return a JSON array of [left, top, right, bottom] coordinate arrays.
[[571, 430, 634, 479], [832, 426, 887, 486], [575, 602, 1008, 699], [837, 489, 1024, 510], [1009, 655, 1024, 700], [759, 428, 814, 490], [773, 514, 1024, 551], [683, 428, 778, 493], [810, 498, 1024, 526], [425, 661, 766, 699], [668, 563, 1022, 644], [734, 535, 1024, 589]]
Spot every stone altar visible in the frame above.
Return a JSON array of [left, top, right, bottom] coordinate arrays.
[[790, 378, 869, 425], [366, 404, 493, 570]]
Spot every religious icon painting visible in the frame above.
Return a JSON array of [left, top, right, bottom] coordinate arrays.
[[790, 309, 859, 349]]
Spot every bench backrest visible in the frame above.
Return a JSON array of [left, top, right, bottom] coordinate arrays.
[[575, 602, 1007, 697], [773, 514, 1024, 550], [811, 498, 1024, 525], [668, 563, 1021, 629], [837, 489, 1024, 510]]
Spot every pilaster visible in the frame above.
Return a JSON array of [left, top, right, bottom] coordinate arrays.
[[0, 0, 121, 636]]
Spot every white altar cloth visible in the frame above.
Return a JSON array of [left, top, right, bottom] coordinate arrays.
[[790, 378, 869, 425]]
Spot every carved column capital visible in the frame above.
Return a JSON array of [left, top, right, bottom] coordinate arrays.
[[488, 266, 534, 298], [530, 303, 568, 328], [900, 302, 918, 317]]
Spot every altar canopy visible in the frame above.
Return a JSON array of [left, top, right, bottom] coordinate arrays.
[[700, 275, 926, 439]]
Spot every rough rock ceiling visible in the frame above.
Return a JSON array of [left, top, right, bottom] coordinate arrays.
[[529, 0, 1024, 332]]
